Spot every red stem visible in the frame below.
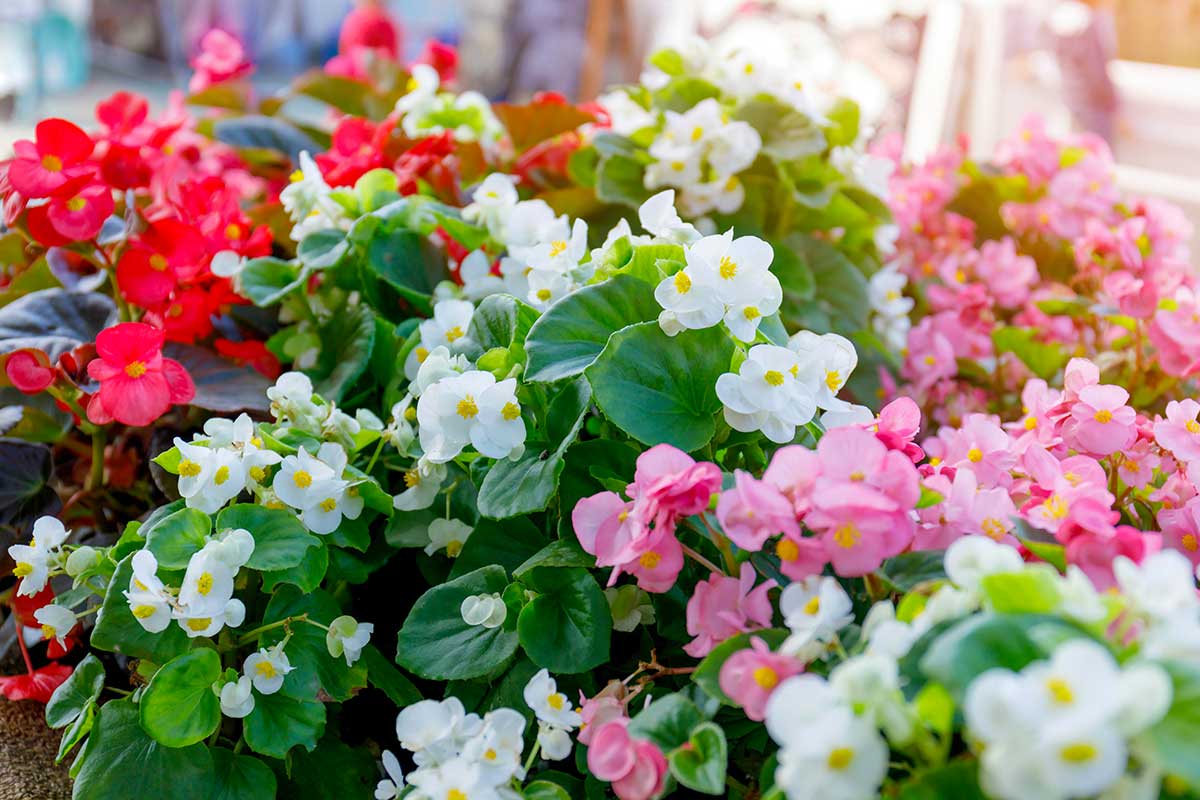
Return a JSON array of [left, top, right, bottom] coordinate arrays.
[[16, 627, 35, 675]]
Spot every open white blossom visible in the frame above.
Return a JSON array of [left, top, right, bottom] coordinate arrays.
[[524, 669, 581, 729], [394, 457, 447, 511], [244, 644, 293, 695], [9, 516, 70, 596], [33, 604, 76, 649], [779, 576, 854, 656], [425, 518, 473, 558], [716, 344, 817, 443], [217, 675, 255, 719], [326, 614, 373, 666], [417, 371, 525, 462]]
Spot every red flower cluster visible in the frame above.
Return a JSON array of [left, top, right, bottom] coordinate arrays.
[[9, 119, 114, 245]]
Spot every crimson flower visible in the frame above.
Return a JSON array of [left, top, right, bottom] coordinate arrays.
[[44, 180, 115, 241], [0, 663, 73, 703], [338, 3, 401, 59], [7, 119, 95, 198], [215, 338, 281, 379], [188, 29, 253, 93], [116, 218, 208, 307], [416, 40, 458, 84], [315, 116, 396, 186], [4, 349, 57, 394], [86, 323, 195, 427]]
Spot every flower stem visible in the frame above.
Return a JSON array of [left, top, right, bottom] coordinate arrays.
[[522, 740, 542, 775], [701, 515, 739, 575], [16, 628, 34, 674], [363, 436, 386, 474], [87, 429, 105, 491], [234, 614, 308, 647], [681, 544, 723, 576]]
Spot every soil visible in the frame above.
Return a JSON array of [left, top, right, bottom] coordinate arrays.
[[0, 699, 71, 800]]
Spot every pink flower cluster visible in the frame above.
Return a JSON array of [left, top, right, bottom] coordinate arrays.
[[587, 719, 668, 800]]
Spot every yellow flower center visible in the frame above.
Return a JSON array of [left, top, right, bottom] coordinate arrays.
[[416, 346, 430, 363], [536, 289, 552, 302], [197, 572, 213, 596], [293, 470, 313, 488], [124, 361, 148, 378], [752, 667, 779, 689], [673, 271, 691, 294], [445, 325, 464, 343], [41, 154, 63, 172], [1183, 533, 1199, 552], [1059, 743, 1097, 763], [639, 551, 661, 569], [132, 604, 157, 619], [803, 595, 821, 615], [827, 747, 854, 770], [549, 240, 568, 257], [448, 791, 467, 800], [825, 370, 841, 392], [319, 497, 338, 512], [776, 539, 799, 562], [1187, 420, 1200, 434], [763, 370, 785, 387], [179, 459, 202, 477], [671, 161, 686, 172], [64, 196, 86, 212], [547, 693, 565, 711], [289, 169, 303, 183], [1046, 678, 1074, 705], [849, 471, 865, 482], [1093, 409, 1113, 424], [484, 748, 497, 761], [691, 126, 704, 142], [41, 624, 57, 640], [13, 562, 33, 577], [225, 223, 243, 240], [404, 470, 421, 488], [404, 406, 417, 422], [148, 253, 171, 272], [213, 466, 230, 485], [502, 402, 521, 421], [446, 540, 463, 557], [1043, 494, 1069, 520], [981, 518, 1006, 541], [249, 466, 266, 482], [457, 395, 479, 418], [1024, 416, 1038, 430], [833, 523, 860, 549], [255, 660, 278, 679], [718, 256, 737, 280], [186, 617, 212, 631], [967, 447, 983, 463], [743, 306, 760, 320]]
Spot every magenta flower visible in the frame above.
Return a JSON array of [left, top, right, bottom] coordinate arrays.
[[1067, 384, 1137, 456], [683, 564, 774, 658], [716, 471, 800, 552], [718, 637, 802, 721], [571, 492, 684, 593]]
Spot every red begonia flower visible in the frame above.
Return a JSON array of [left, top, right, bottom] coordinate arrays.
[[85, 322, 195, 427], [0, 663, 73, 703], [45, 181, 114, 241], [416, 40, 458, 84], [4, 349, 56, 393], [339, 3, 402, 59], [215, 338, 281, 380], [7, 119, 95, 198], [188, 29, 253, 93], [116, 218, 208, 307]]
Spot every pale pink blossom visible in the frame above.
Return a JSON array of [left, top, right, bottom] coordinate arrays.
[[684, 564, 775, 658], [718, 637, 803, 721]]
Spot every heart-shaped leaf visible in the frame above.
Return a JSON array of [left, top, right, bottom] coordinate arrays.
[[668, 721, 728, 795], [139, 649, 222, 747]]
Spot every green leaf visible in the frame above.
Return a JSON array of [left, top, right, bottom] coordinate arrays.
[[914, 683, 955, 737], [56, 700, 95, 763], [213, 115, 321, 161], [649, 47, 685, 76], [217, 504, 317, 571], [243, 690, 327, 759], [769, 241, 816, 319], [915, 486, 945, 509], [477, 378, 591, 520], [627, 693, 703, 751], [73, 700, 214, 800], [397, 565, 519, 680], [514, 539, 594, 578], [261, 538, 329, 593], [450, 516, 548, 579], [469, 293, 540, 352], [586, 322, 734, 452], [240, 257, 304, 306], [991, 326, 1069, 381], [668, 721, 728, 794], [297, 229, 349, 269], [524, 274, 662, 382], [980, 567, 1062, 614], [653, 77, 722, 113], [356, 221, 438, 310], [524, 780, 572, 800], [90, 554, 191, 663], [361, 643, 423, 707], [1145, 661, 1200, 790], [261, 586, 367, 701], [518, 567, 611, 674], [879, 550, 947, 592], [144, 507, 212, 568], [277, 732, 378, 799], [693, 629, 789, 705], [784, 234, 870, 334], [139, 648, 222, 747], [315, 304, 376, 402], [211, 749, 277, 800], [824, 98, 862, 148], [596, 153, 651, 208], [46, 654, 105, 729], [897, 761, 988, 800], [734, 95, 827, 160]]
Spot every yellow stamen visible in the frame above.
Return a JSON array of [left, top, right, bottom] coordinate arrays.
[[196, 572, 213, 596], [186, 617, 212, 631], [1059, 743, 1096, 763], [718, 256, 737, 280], [457, 395, 479, 419], [502, 402, 521, 421], [124, 361, 148, 378], [1046, 678, 1074, 705], [41, 154, 63, 172], [752, 667, 779, 689], [803, 595, 821, 615], [319, 497, 338, 512], [833, 523, 860, 549], [639, 551, 661, 569], [445, 325, 464, 343], [827, 747, 854, 770], [213, 465, 230, 485], [763, 370, 784, 387], [293, 470, 313, 488], [1093, 409, 1113, 424]]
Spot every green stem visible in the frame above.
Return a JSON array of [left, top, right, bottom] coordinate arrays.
[[522, 740, 542, 775], [363, 436, 386, 474], [233, 614, 308, 647], [87, 429, 105, 491], [701, 515, 739, 575], [681, 544, 723, 576]]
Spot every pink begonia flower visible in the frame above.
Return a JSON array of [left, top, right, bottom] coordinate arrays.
[[1148, 292, 1200, 377], [1004, 378, 1062, 452], [1066, 384, 1137, 456], [941, 414, 1016, 488], [1063, 525, 1158, 591], [716, 471, 801, 552], [572, 492, 683, 593], [805, 502, 911, 575], [1117, 437, 1160, 490], [771, 531, 829, 581], [587, 720, 668, 800], [1103, 270, 1157, 319], [995, 114, 1063, 186], [718, 637, 803, 722], [684, 564, 774, 658], [976, 237, 1038, 308], [902, 318, 956, 395], [1150, 470, 1197, 511], [814, 426, 920, 510], [577, 695, 626, 747], [626, 444, 721, 532], [1154, 399, 1200, 463], [1158, 497, 1200, 567], [942, 467, 1018, 545], [872, 396, 925, 463], [1021, 447, 1114, 534], [763, 446, 821, 517], [914, 473, 957, 551], [188, 30, 253, 93]]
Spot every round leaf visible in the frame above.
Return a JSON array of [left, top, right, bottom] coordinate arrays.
[[668, 721, 728, 794], [144, 507, 212, 568], [139, 648, 222, 747], [244, 690, 327, 759], [517, 567, 610, 674], [217, 504, 318, 571], [211, 748, 277, 800]]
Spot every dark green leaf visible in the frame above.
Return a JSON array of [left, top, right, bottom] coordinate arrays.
[[90, 554, 191, 663], [514, 539, 594, 578], [238, 257, 304, 306], [261, 586, 366, 701], [46, 654, 105, 729], [211, 749, 277, 800], [144, 507, 212, 568], [0, 288, 115, 360], [517, 567, 611, 674], [243, 690, 327, 759], [627, 693, 703, 751], [261, 538, 329, 593], [469, 293, 540, 352], [450, 516, 548, 579], [897, 761, 988, 800], [213, 116, 321, 161], [361, 643, 423, 707], [314, 304, 375, 402], [879, 551, 947, 592], [218, 504, 318, 571], [668, 721, 727, 794]]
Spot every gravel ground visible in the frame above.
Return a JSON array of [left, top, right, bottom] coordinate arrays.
[[0, 699, 71, 800]]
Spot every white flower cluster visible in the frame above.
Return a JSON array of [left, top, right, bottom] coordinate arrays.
[[279, 151, 352, 242], [779, 575, 854, 657], [644, 98, 761, 217], [124, 531, 253, 638], [9, 516, 70, 597], [375, 669, 579, 800], [395, 64, 504, 145], [273, 442, 364, 535], [655, 229, 781, 342], [403, 299, 477, 382], [216, 642, 294, 719], [267, 371, 375, 448], [174, 414, 282, 514], [716, 331, 862, 444], [867, 264, 913, 352], [417, 370, 525, 463]]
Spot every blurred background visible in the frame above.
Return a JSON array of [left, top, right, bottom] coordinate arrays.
[[2, 0, 1200, 228]]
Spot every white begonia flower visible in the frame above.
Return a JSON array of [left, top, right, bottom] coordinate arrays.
[[34, 604, 76, 648], [9, 516, 70, 597], [209, 249, 245, 279], [395, 63, 440, 115], [463, 174, 519, 230], [272, 443, 361, 535], [406, 758, 495, 800], [176, 597, 245, 638], [1056, 566, 1107, 623], [829, 654, 915, 745], [395, 697, 468, 754], [374, 750, 405, 800], [177, 441, 246, 514], [417, 371, 525, 462], [525, 218, 589, 276], [638, 190, 700, 244], [279, 151, 332, 223], [177, 545, 237, 618], [1113, 549, 1200, 623], [597, 89, 656, 137], [765, 674, 842, 748], [682, 175, 746, 217], [462, 708, 527, 783], [413, 346, 471, 396], [217, 675, 255, 719], [779, 576, 854, 656], [460, 593, 507, 629], [604, 585, 657, 632], [773, 705, 889, 800], [944, 535, 1026, 595], [425, 518, 474, 558], [243, 644, 294, 695], [501, 199, 563, 253], [383, 396, 417, 453], [459, 250, 505, 301], [405, 299, 476, 380], [716, 344, 817, 444], [821, 403, 875, 430], [499, 256, 532, 300], [527, 270, 575, 310], [788, 331, 859, 410], [537, 722, 573, 761], [524, 669, 582, 729], [832, 146, 894, 200], [326, 614, 373, 666], [124, 549, 174, 634], [868, 265, 914, 318], [394, 458, 447, 512], [861, 601, 921, 659], [267, 371, 320, 424]]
